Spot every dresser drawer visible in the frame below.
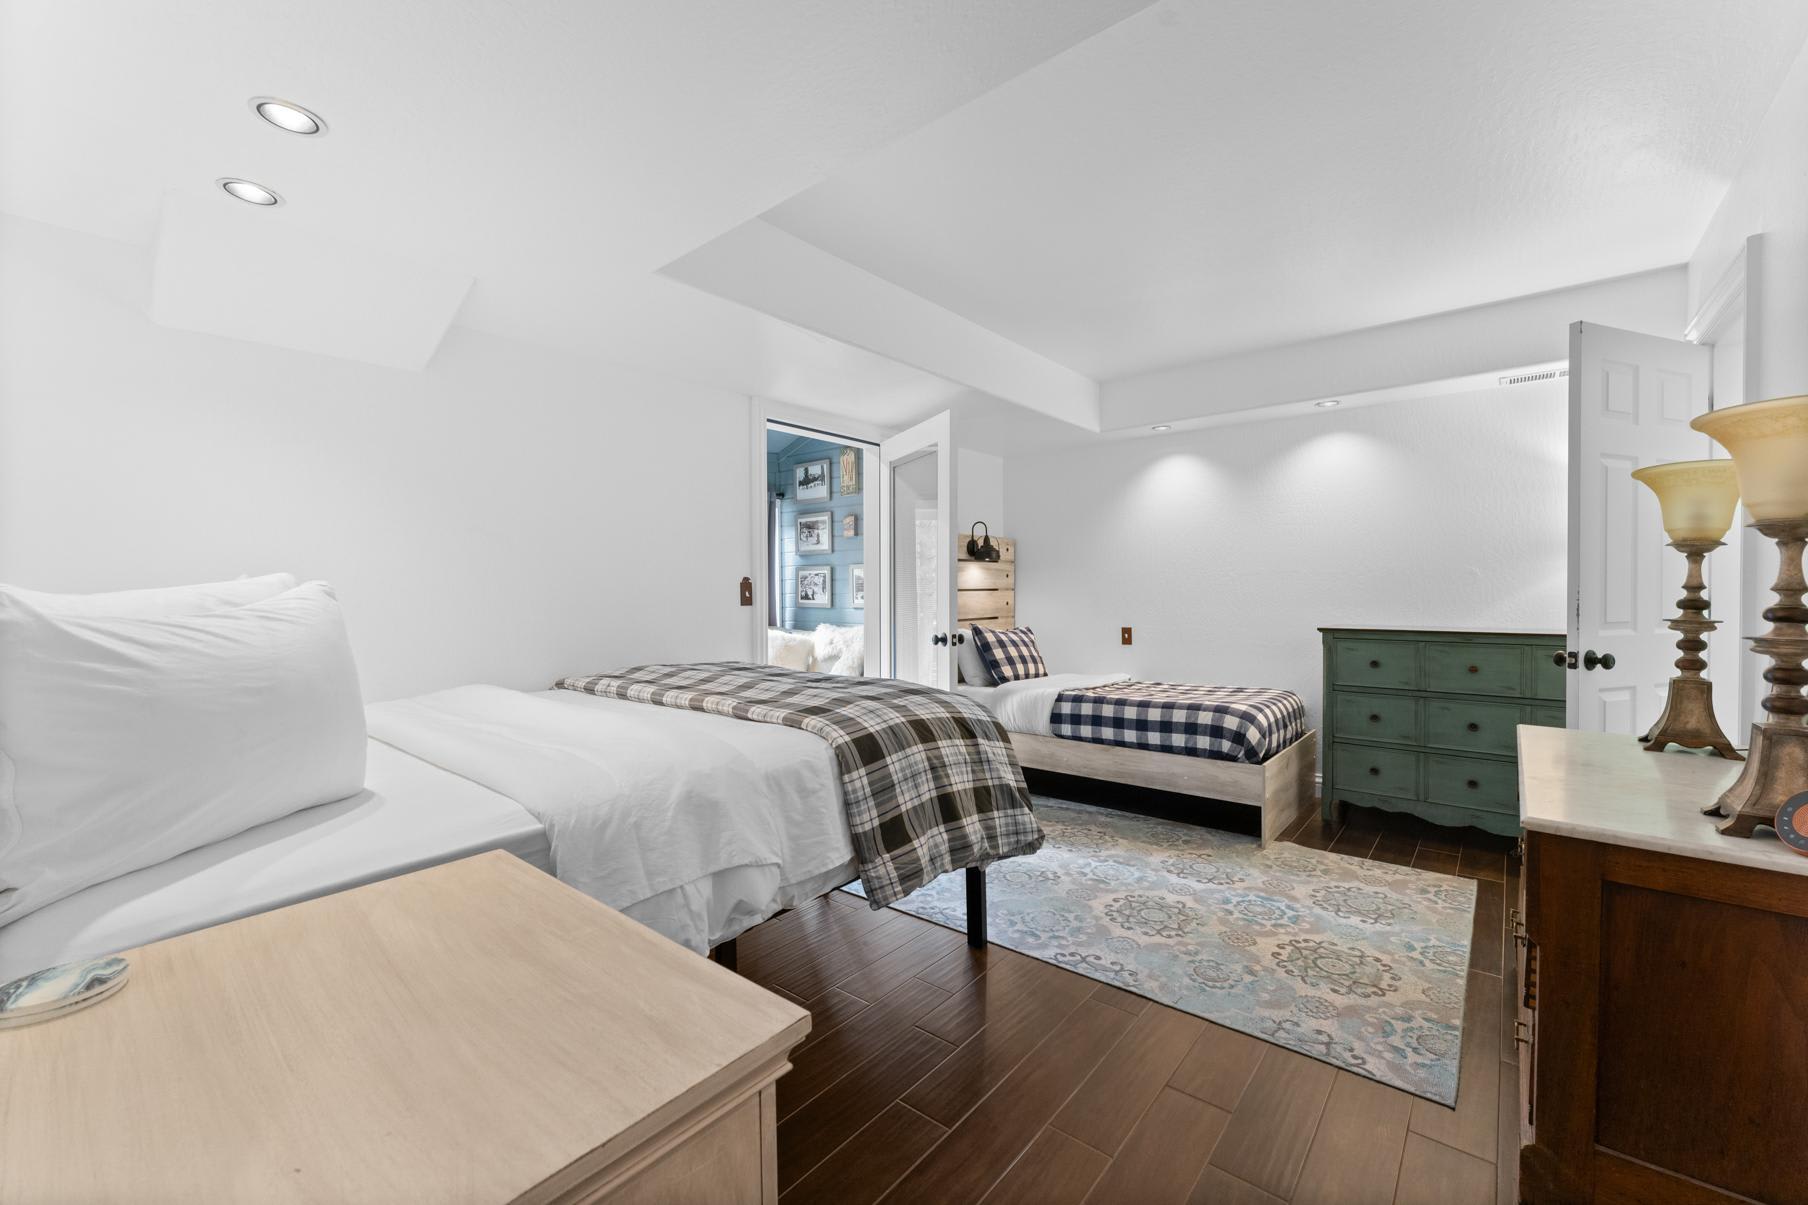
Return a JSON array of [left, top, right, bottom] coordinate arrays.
[[1332, 744, 1420, 798], [1424, 642, 1526, 698], [1530, 642, 1566, 700], [1425, 753, 1518, 813], [1333, 692, 1420, 746], [1328, 787, 1416, 814], [1425, 699, 1522, 756], [1332, 640, 1419, 691]]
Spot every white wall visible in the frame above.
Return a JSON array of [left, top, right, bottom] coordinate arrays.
[[1006, 382, 1567, 729], [0, 216, 754, 701], [1690, 36, 1808, 402], [956, 447, 1006, 537], [1689, 35, 1808, 736]]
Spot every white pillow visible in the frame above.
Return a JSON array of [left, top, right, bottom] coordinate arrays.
[[0, 573, 297, 619], [957, 628, 996, 686], [812, 624, 865, 676], [0, 580, 367, 926], [767, 627, 815, 672]]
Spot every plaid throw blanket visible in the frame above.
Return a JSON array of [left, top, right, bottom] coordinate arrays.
[[1051, 681, 1307, 765], [554, 663, 1042, 907]]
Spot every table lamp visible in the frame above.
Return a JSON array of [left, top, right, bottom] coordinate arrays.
[[1629, 460, 1743, 759], [1690, 396, 1808, 836]]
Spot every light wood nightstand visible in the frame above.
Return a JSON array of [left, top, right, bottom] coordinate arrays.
[[0, 851, 809, 1204]]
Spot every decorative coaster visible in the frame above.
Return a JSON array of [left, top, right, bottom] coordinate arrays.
[[1775, 792, 1808, 856], [0, 956, 130, 1029]]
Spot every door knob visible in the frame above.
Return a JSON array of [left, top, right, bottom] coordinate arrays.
[[931, 633, 949, 647], [1554, 650, 1579, 669], [1582, 650, 1615, 671]]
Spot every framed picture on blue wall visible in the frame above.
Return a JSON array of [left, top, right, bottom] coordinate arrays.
[[851, 565, 865, 608], [796, 511, 832, 554], [797, 567, 831, 608], [794, 459, 831, 501]]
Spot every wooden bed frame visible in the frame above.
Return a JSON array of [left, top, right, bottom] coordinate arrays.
[[1009, 729, 1318, 847], [959, 532, 1317, 846]]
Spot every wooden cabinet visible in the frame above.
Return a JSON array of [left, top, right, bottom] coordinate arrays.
[[1320, 628, 1565, 835], [0, 853, 809, 1204], [1517, 727, 1808, 1205]]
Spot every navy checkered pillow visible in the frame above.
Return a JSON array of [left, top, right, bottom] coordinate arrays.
[[972, 625, 1047, 683]]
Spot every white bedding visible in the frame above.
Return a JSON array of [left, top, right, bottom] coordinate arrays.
[[0, 739, 550, 983], [367, 685, 857, 953], [957, 672, 1131, 735]]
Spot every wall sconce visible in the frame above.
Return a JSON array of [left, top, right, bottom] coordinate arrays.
[[966, 522, 1001, 562]]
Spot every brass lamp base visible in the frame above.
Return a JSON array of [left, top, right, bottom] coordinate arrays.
[[1646, 676, 1743, 760], [1705, 722, 1808, 835], [1704, 518, 1808, 837], [1644, 539, 1742, 760]]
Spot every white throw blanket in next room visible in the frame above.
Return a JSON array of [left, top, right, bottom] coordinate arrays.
[[365, 685, 856, 950], [957, 672, 1131, 735]]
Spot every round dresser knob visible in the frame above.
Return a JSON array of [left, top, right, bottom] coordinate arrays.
[[1467, 779, 1480, 789], [1467, 665, 1480, 674], [1466, 722, 1480, 732], [1369, 659, 1381, 669], [1369, 714, 1380, 723], [1368, 766, 1381, 776]]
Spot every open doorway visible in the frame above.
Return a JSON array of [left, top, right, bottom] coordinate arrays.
[[764, 423, 877, 676]]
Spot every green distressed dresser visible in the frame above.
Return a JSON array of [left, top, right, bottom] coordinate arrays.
[[1319, 628, 1567, 836]]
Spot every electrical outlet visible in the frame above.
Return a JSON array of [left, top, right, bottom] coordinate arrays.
[[1121, 626, 1133, 645], [739, 577, 754, 606]]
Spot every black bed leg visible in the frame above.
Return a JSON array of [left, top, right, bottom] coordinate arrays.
[[965, 866, 987, 949], [714, 935, 738, 972]]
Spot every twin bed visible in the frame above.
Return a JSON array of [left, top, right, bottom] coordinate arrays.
[[952, 534, 1317, 845], [958, 672, 1318, 846], [0, 567, 1317, 986], [0, 671, 1015, 983]]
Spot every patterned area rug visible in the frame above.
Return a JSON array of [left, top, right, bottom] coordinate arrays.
[[848, 797, 1475, 1105]]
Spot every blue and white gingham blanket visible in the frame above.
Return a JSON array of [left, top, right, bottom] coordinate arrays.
[[1050, 681, 1307, 765]]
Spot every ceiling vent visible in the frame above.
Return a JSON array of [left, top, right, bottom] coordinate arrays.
[[1499, 368, 1569, 387]]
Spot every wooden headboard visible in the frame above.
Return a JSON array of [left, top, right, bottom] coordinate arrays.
[[956, 535, 1015, 630]]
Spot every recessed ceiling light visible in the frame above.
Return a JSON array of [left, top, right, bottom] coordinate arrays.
[[1315, 399, 1341, 409], [217, 178, 282, 206], [1150, 424, 1172, 431], [249, 97, 326, 135]]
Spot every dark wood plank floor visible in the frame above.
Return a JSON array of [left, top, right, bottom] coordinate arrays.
[[732, 802, 1521, 1205]]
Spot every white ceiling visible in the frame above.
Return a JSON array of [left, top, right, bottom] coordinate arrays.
[[0, 0, 1150, 419], [3, 0, 1806, 431], [765, 0, 1808, 380]]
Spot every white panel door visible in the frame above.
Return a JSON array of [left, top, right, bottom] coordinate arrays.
[[878, 411, 957, 688], [1566, 321, 1716, 734]]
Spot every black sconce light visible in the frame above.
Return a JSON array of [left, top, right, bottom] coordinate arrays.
[[966, 521, 1001, 562]]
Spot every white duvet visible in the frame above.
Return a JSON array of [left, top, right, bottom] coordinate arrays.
[[366, 685, 856, 951], [956, 672, 1131, 735]]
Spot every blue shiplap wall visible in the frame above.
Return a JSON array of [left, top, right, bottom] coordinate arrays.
[[770, 432, 865, 631]]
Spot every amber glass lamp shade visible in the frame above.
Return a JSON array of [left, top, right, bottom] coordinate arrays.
[[1629, 460, 1741, 542], [1690, 396, 1808, 522]]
